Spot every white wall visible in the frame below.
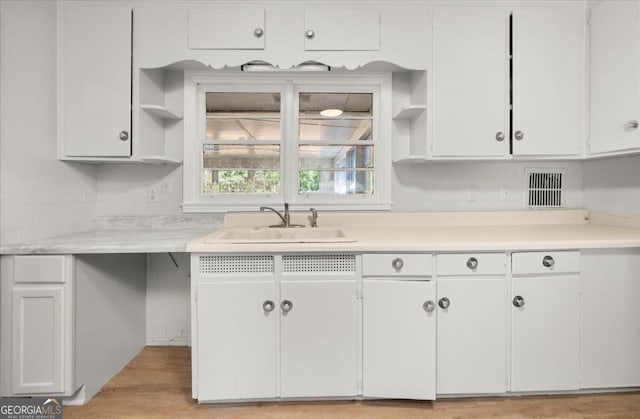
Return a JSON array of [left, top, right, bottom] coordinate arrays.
[[583, 154, 640, 215], [96, 164, 182, 216], [393, 161, 583, 211], [96, 159, 584, 215], [0, 1, 97, 245]]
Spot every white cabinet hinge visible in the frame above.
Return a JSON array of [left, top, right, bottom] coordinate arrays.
[[357, 379, 363, 394], [356, 285, 363, 299]]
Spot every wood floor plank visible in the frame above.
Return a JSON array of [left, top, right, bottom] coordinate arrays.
[[64, 347, 640, 418]]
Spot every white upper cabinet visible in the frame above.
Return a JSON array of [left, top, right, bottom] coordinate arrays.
[[135, 3, 431, 70], [60, 4, 132, 158], [589, 0, 640, 155], [430, 5, 584, 159], [432, 8, 509, 158], [511, 7, 585, 157], [303, 9, 380, 51], [188, 8, 265, 50]]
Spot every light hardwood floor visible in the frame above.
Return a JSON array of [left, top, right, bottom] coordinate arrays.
[[65, 347, 640, 418]]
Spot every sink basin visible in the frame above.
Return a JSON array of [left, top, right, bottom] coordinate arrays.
[[204, 227, 355, 243]]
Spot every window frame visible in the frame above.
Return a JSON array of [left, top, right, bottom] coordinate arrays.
[[183, 71, 392, 213]]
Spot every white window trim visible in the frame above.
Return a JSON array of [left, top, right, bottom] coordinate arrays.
[[182, 71, 392, 213]]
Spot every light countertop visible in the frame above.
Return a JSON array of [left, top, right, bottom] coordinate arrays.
[[0, 215, 224, 255], [2, 210, 639, 255]]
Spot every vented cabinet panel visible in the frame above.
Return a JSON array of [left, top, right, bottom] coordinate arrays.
[[282, 254, 356, 274], [199, 255, 274, 276]]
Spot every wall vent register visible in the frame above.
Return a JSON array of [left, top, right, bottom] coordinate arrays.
[[525, 169, 564, 208]]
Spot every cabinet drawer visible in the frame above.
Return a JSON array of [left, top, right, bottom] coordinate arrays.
[[362, 254, 432, 278], [437, 253, 507, 276], [512, 251, 580, 275], [14, 255, 68, 284]]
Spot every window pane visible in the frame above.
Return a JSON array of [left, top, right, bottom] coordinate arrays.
[[298, 170, 374, 195], [206, 118, 280, 141], [206, 92, 281, 141], [203, 170, 280, 194], [202, 145, 280, 194], [299, 93, 372, 117], [299, 119, 372, 142], [206, 92, 280, 113], [299, 145, 374, 169]]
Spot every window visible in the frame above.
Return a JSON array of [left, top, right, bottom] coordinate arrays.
[[183, 73, 391, 212]]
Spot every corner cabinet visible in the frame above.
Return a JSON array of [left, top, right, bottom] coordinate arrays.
[[191, 253, 359, 402], [588, 0, 640, 156], [581, 249, 640, 389]]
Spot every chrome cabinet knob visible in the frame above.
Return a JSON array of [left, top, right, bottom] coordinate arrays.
[[542, 255, 555, 268], [513, 295, 525, 308], [624, 120, 638, 131], [305, 29, 315, 39], [281, 300, 293, 314], [514, 130, 524, 141], [423, 300, 436, 313], [495, 131, 505, 142], [391, 257, 404, 272], [438, 297, 451, 309], [262, 300, 275, 313], [254, 28, 264, 38], [466, 257, 479, 270], [119, 131, 129, 141]]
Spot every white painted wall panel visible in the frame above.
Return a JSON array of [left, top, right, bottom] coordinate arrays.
[[583, 155, 640, 215], [0, 1, 97, 245]]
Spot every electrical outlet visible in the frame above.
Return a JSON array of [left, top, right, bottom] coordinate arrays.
[[466, 186, 477, 202], [500, 186, 510, 201], [147, 188, 158, 203], [161, 181, 172, 193]]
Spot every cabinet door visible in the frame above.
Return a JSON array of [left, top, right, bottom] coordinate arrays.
[[511, 275, 579, 391], [12, 285, 68, 394], [196, 281, 277, 401], [437, 278, 507, 394], [581, 249, 640, 388], [512, 7, 584, 156], [188, 8, 265, 50], [63, 5, 132, 157], [280, 280, 358, 398], [432, 8, 509, 158], [304, 9, 380, 51], [362, 280, 436, 400], [589, 1, 640, 154]]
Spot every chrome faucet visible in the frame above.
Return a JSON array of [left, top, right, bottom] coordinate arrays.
[[260, 203, 290, 227]]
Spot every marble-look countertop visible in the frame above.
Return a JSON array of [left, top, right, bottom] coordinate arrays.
[[0, 215, 224, 255], [2, 211, 640, 255]]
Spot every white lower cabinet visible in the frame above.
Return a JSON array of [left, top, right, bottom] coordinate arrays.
[[436, 278, 508, 394], [192, 253, 358, 402], [0, 255, 74, 396], [280, 280, 358, 397], [581, 249, 640, 388], [361, 253, 435, 400], [436, 253, 508, 394], [196, 281, 278, 401], [362, 279, 436, 400], [511, 252, 580, 392]]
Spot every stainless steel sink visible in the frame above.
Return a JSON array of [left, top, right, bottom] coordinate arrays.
[[204, 227, 355, 243]]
